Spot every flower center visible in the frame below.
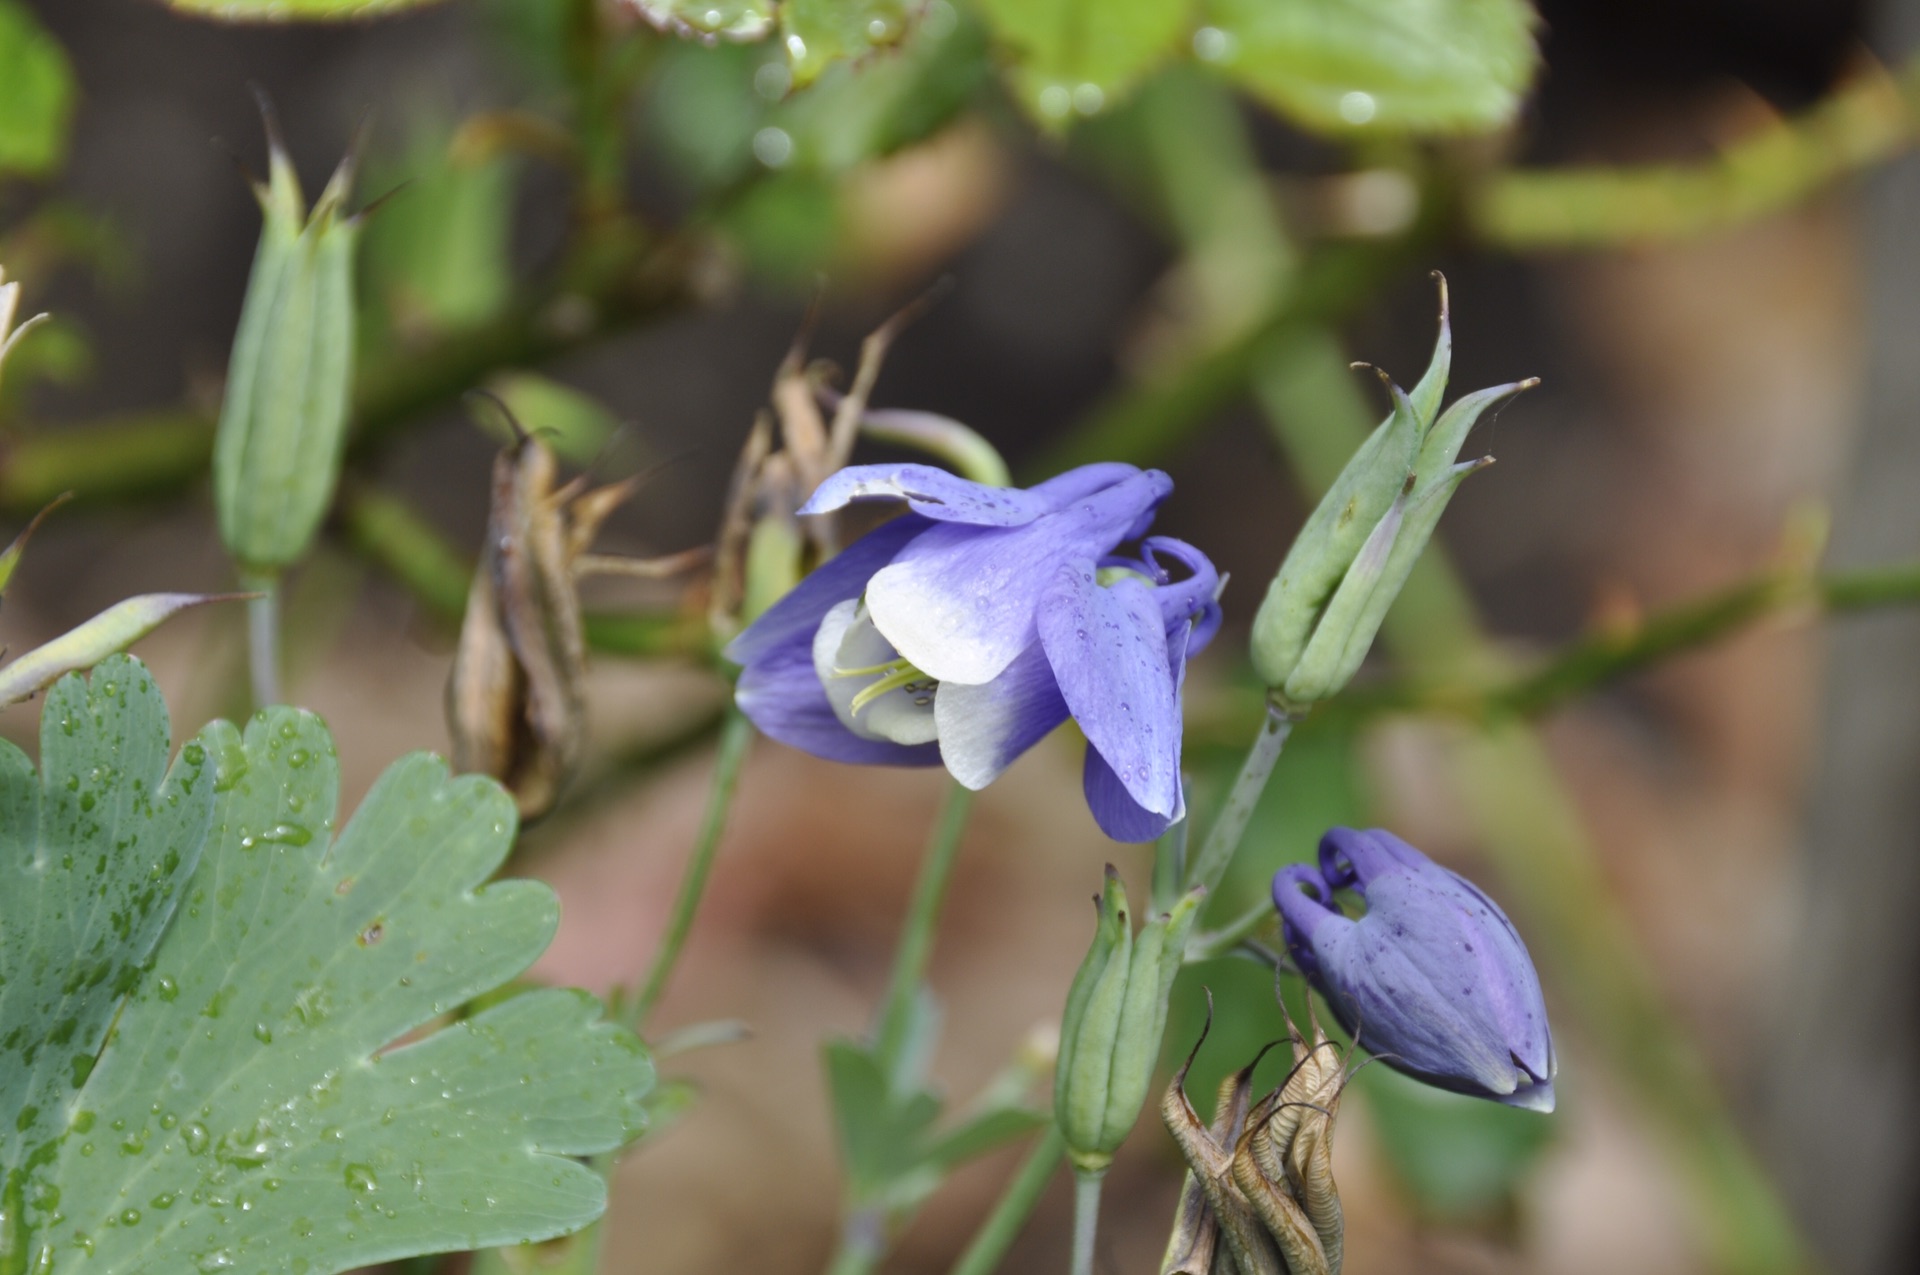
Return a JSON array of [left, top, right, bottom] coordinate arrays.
[[835, 656, 940, 716]]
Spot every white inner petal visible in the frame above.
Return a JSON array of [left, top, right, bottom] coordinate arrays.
[[812, 598, 940, 746]]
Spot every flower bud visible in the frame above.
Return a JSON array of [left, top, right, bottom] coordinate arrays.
[[1250, 281, 1535, 707], [1055, 869, 1204, 1173], [212, 122, 361, 574], [1274, 827, 1556, 1111]]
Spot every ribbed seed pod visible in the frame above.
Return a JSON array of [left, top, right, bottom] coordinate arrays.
[[213, 127, 360, 574]]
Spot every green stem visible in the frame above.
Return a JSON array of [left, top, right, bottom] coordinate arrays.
[[1335, 557, 1920, 724], [629, 708, 754, 1031], [1184, 702, 1293, 896], [1472, 53, 1920, 251], [825, 1206, 887, 1275], [243, 572, 281, 709], [1185, 898, 1277, 963], [948, 1127, 1067, 1275], [1068, 1170, 1103, 1275], [874, 782, 974, 1074]]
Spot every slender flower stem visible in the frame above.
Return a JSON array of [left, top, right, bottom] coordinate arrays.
[[825, 1207, 888, 1275], [243, 572, 281, 709], [1068, 1171, 1104, 1275], [1184, 702, 1294, 896], [1185, 898, 1279, 963], [874, 781, 974, 1074], [948, 1127, 1067, 1275], [629, 708, 754, 1031]]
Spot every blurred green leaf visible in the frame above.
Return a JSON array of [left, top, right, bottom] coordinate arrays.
[[976, 0, 1190, 126], [478, 372, 620, 468], [782, 0, 919, 87], [0, 0, 76, 180], [774, 2, 990, 170], [362, 129, 514, 340], [826, 1039, 945, 1199], [1196, 0, 1537, 135], [630, 0, 776, 42], [0, 656, 652, 1273], [714, 168, 842, 284], [1357, 1061, 1557, 1219], [162, 0, 450, 18], [644, 37, 769, 194]]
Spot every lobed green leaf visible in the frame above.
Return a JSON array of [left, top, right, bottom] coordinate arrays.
[[0, 657, 650, 1274]]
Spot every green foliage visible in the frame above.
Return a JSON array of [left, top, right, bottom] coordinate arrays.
[[0, 657, 650, 1274], [1357, 1063, 1556, 1219], [629, 1, 776, 43], [161, 0, 449, 18], [776, 3, 990, 170], [361, 129, 514, 341], [826, 994, 1046, 1215], [0, 0, 75, 180], [1197, 0, 1537, 135], [782, 0, 919, 87], [478, 373, 619, 468], [975, 0, 1191, 125]]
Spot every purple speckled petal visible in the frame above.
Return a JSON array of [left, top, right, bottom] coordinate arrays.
[[800, 464, 1054, 526], [735, 627, 943, 768], [1278, 827, 1556, 1110], [934, 642, 1070, 790], [1037, 558, 1181, 821], [724, 514, 931, 669], [866, 469, 1173, 684]]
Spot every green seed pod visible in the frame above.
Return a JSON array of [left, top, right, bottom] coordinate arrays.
[[1250, 279, 1535, 708], [1055, 870, 1204, 1173], [212, 126, 361, 574]]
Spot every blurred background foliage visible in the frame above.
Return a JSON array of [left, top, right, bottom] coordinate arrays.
[[4, 1, 1920, 1273]]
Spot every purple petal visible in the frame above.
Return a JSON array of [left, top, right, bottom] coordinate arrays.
[[866, 469, 1173, 684], [1028, 462, 1143, 507], [934, 643, 1070, 790], [724, 514, 930, 668], [1140, 537, 1223, 656], [1037, 559, 1180, 820], [800, 464, 1054, 526], [736, 631, 943, 768], [1082, 745, 1179, 842]]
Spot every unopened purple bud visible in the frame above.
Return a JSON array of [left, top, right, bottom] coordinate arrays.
[[1273, 827, 1556, 1112]]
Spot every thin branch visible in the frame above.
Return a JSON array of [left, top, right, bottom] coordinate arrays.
[[1471, 55, 1920, 251], [1345, 558, 1920, 721]]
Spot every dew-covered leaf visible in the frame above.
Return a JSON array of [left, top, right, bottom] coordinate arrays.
[[625, 0, 776, 42], [975, 0, 1189, 126], [0, 656, 650, 1274], [160, 0, 449, 19], [782, 0, 921, 87], [0, 0, 76, 179], [1196, 0, 1538, 136]]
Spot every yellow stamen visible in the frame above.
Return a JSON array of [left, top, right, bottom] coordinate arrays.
[[848, 663, 929, 716]]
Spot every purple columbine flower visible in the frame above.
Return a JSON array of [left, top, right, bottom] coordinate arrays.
[[1273, 827, 1556, 1112], [725, 462, 1221, 841]]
